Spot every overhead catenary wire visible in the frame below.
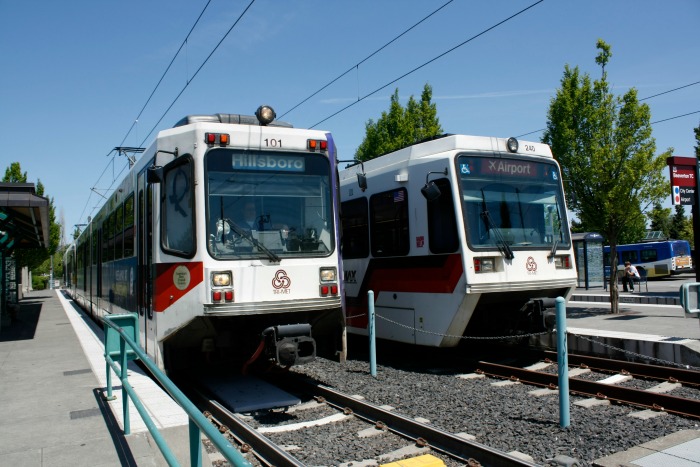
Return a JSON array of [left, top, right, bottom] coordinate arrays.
[[78, 0, 255, 226], [515, 80, 700, 138], [278, 0, 455, 120], [139, 0, 257, 146], [117, 0, 214, 148], [309, 0, 545, 129]]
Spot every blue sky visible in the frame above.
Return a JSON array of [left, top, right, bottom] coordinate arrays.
[[1, 0, 699, 243]]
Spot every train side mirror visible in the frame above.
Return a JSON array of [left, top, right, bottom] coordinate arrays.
[[147, 166, 164, 184], [420, 168, 448, 201], [421, 182, 441, 201], [357, 173, 367, 191]]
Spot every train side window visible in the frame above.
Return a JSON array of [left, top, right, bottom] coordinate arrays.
[[124, 194, 135, 257], [114, 201, 124, 260], [370, 188, 409, 257], [427, 178, 459, 254], [341, 198, 369, 259], [162, 155, 196, 257]]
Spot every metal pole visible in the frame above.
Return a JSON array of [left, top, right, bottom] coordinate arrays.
[[368, 290, 376, 377], [556, 296, 570, 427]]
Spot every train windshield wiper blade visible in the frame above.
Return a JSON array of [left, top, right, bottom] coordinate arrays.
[[225, 219, 281, 263], [480, 209, 515, 260]]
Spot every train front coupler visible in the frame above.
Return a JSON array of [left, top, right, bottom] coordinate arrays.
[[520, 297, 557, 332], [263, 324, 316, 367]]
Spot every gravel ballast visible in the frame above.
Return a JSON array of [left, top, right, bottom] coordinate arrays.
[[289, 356, 700, 466]]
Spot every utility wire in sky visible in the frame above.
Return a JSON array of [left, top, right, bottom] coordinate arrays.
[[279, 0, 454, 120], [79, 0, 256, 225], [309, 0, 545, 129], [118, 0, 213, 148], [79, 1, 214, 225], [516, 80, 700, 138], [139, 0, 257, 146]]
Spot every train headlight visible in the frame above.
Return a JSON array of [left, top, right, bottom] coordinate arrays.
[[474, 257, 495, 273], [212, 271, 232, 287], [255, 105, 276, 125], [320, 267, 337, 283], [506, 137, 519, 153]]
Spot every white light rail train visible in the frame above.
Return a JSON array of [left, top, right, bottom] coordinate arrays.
[[64, 106, 346, 373], [339, 134, 577, 346]]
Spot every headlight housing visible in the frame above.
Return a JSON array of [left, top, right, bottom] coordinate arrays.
[[212, 271, 232, 287], [320, 267, 337, 283]]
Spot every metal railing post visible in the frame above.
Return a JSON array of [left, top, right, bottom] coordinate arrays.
[[368, 290, 377, 377], [190, 419, 202, 467], [555, 296, 570, 427], [121, 338, 131, 435]]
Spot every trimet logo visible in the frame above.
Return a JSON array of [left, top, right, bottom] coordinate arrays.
[[272, 270, 291, 294], [526, 256, 538, 275]]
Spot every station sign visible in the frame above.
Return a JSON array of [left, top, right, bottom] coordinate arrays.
[[666, 156, 697, 206]]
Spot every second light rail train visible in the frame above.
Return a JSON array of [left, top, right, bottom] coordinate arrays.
[[339, 134, 578, 346]]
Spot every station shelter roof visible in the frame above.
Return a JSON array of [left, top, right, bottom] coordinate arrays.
[[0, 183, 50, 253]]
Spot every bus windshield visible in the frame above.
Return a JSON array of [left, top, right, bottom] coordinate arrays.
[[205, 148, 335, 260], [457, 154, 570, 250]]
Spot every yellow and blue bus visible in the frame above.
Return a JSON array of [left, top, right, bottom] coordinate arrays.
[[604, 240, 693, 278]]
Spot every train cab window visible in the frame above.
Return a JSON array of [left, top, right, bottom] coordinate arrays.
[[370, 188, 409, 257], [341, 198, 369, 259], [162, 155, 196, 257], [427, 178, 459, 254], [205, 148, 335, 260], [124, 194, 135, 257]]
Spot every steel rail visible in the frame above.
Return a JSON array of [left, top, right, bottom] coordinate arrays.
[[287, 377, 538, 467], [542, 351, 700, 387], [477, 361, 700, 419], [186, 385, 305, 467]]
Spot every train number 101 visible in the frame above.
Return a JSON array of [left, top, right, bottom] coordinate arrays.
[[264, 138, 282, 147]]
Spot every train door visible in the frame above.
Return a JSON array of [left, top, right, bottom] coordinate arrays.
[[137, 170, 155, 354]]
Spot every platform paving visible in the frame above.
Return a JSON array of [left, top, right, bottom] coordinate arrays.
[[0, 290, 210, 467]]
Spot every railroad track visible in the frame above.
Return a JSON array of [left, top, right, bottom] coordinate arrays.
[[476, 352, 700, 420], [186, 375, 538, 467]]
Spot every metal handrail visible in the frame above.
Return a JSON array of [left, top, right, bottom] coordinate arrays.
[[103, 313, 251, 467]]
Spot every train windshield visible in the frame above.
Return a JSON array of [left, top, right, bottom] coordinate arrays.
[[457, 154, 570, 251], [205, 148, 335, 260]]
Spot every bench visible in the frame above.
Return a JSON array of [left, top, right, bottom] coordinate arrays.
[[604, 267, 648, 292]]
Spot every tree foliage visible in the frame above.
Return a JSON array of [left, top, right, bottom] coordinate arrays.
[[542, 40, 670, 312], [648, 202, 671, 238], [355, 84, 442, 161]]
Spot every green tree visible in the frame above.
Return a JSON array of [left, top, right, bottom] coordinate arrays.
[[355, 84, 442, 161], [542, 40, 670, 313], [670, 205, 687, 240], [647, 202, 671, 238], [3, 162, 27, 183]]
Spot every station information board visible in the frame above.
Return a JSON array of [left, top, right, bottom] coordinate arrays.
[[667, 156, 697, 206]]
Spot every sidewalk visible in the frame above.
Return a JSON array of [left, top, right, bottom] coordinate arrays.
[[0, 290, 201, 467], [0, 291, 133, 466]]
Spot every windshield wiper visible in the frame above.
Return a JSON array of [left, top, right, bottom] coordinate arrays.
[[548, 237, 559, 259], [480, 209, 515, 260], [225, 219, 281, 263]]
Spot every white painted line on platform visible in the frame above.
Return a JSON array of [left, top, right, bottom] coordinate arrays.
[[55, 291, 188, 433]]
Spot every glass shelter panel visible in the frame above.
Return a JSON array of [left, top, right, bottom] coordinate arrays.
[[205, 148, 335, 260]]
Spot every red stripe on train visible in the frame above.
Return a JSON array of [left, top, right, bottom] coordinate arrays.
[[346, 254, 463, 328], [154, 262, 204, 312]]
